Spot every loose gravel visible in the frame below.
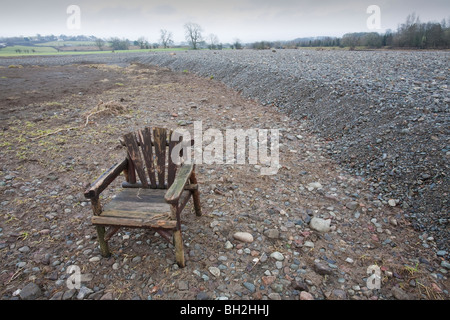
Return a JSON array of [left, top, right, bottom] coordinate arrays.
[[1, 49, 448, 252]]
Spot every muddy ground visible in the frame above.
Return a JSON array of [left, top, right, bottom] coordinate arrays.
[[0, 60, 448, 301]]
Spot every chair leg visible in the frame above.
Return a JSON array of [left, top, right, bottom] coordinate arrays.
[[96, 226, 111, 257], [173, 230, 185, 268], [190, 171, 202, 217]]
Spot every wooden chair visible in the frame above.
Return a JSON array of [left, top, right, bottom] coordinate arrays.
[[83, 127, 201, 267]]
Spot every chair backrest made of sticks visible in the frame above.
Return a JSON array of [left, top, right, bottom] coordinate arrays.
[[121, 127, 188, 190]]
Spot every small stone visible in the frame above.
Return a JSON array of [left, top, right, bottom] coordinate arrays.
[[89, 256, 100, 263], [300, 291, 314, 300], [209, 266, 221, 277], [391, 286, 410, 300], [388, 199, 397, 207], [263, 229, 279, 239], [19, 283, 42, 300], [314, 262, 333, 275], [345, 201, 359, 210], [50, 291, 64, 300], [233, 232, 253, 243], [18, 246, 30, 253], [196, 292, 210, 300], [224, 240, 234, 249], [431, 283, 443, 293], [262, 276, 276, 286], [270, 251, 284, 261], [345, 257, 354, 264], [100, 292, 114, 300], [292, 280, 308, 291], [132, 256, 142, 263], [271, 283, 284, 293], [307, 182, 322, 191], [62, 289, 77, 300], [243, 282, 256, 293], [178, 281, 189, 290], [268, 292, 281, 300], [309, 217, 331, 233], [304, 241, 315, 248], [389, 217, 398, 226], [333, 289, 347, 299], [77, 286, 94, 300]]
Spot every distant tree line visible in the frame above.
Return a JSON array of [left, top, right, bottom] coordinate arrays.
[[252, 13, 450, 50], [339, 14, 450, 49], [389, 13, 450, 48]]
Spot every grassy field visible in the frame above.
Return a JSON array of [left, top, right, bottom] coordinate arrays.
[[0, 45, 189, 57], [0, 45, 58, 56], [34, 41, 97, 47]]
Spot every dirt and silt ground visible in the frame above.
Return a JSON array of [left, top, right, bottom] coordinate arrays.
[[0, 58, 448, 300]]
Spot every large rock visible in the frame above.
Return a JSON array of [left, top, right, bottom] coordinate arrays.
[[345, 201, 359, 210], [314, 262, 333, 275], [270, 251, 284, 261], [391, 286, 410, 300], [300, 291, 314, 300], [233, 232, 254, 243], [19, 282, 42, 300], [309, 217, 331, 233], [263, 229, 279, 239]]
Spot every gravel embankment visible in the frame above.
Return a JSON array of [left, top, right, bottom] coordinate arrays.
[[2, 49, 448, 251]]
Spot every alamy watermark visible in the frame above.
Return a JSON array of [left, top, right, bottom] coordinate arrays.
[[366, 265, 382, 289], [170, 121, 280, 175], [66, 5, 81, 30], [66, 265, 92, 289], [366, 5, 381, 30]]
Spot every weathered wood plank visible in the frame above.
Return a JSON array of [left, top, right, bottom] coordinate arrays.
[[121, 182, 197, 190], [153, 128, 167, 189], [84, 159, 127, 199], [123, 132, 149, 187], [102, 189, 172, 214], [138, 127, 157, 188], [109, 188, 167, 201], [164, 164, 194, 204], [101, 208, 170, 219], [167, 130, 177, 188], [127, 153, 136, 184], [92, 215, 177, 229]]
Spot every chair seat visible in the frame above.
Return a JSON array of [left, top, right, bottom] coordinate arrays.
[[91, 188, 184, 229]]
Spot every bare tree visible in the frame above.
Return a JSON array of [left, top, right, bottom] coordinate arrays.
[[232, 38, 243, 50], [208, 33, 219, 49], [160, 29, 174, 48], [137, 36, 149, 49], [95, 38, 105, 51], [184, 22, 203, 49]]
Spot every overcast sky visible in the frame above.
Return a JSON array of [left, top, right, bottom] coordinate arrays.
[[0, 0, 449, 43]]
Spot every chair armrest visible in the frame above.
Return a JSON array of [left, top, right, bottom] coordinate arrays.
[[84, 158, 128, 199], [164, 164, 194, 204]]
